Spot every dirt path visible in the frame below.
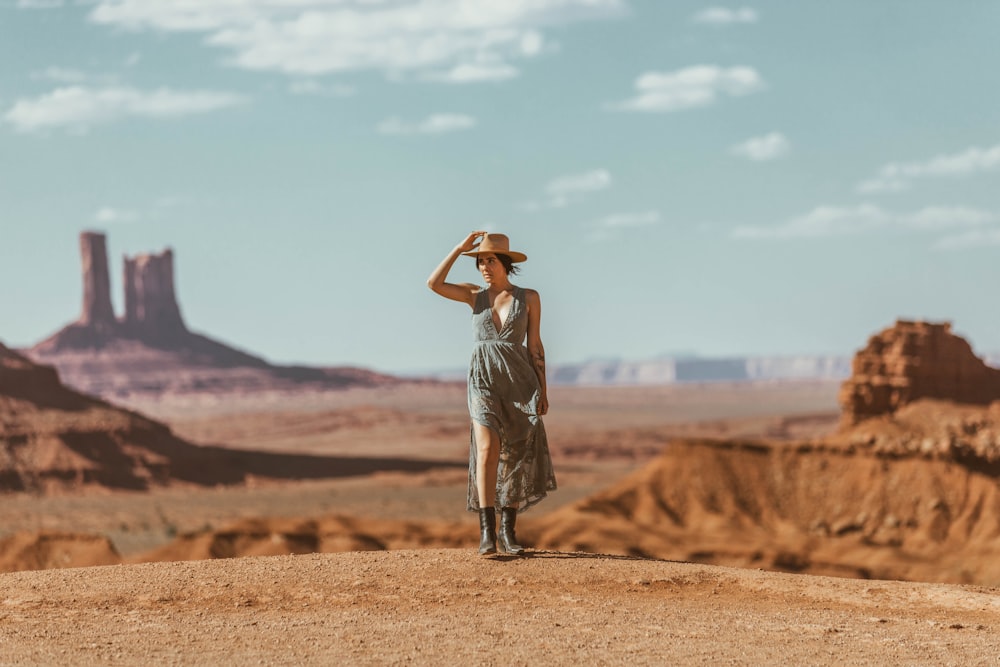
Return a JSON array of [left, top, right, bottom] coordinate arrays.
[[2, 549, 997, 665]]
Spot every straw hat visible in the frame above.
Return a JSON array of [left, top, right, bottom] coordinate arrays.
[[461, 233, 527, 263]]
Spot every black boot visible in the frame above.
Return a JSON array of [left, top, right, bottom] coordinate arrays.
[[498, 507, 525, 555], [478, 507, 497, 555]]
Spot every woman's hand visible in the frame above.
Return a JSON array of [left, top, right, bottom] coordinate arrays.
[[538, 394, 549, 416], [457, 231, 486, 254]]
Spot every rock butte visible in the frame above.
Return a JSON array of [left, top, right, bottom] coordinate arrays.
[[839, 319, 1000, 426], [28, 231, 398, 398]]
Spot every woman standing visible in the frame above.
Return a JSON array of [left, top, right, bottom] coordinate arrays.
[[427, 231, 557, 555]]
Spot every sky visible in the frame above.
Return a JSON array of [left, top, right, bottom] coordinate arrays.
[[2, 1, 1000, 374]]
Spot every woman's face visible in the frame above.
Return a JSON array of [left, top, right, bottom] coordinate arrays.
[[478, 253, 507, 283]]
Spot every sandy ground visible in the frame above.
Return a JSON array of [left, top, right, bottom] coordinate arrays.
[[2, 549, 999, 666]]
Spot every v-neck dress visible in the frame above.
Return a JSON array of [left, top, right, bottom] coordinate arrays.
[[467, 286, 557, 513]]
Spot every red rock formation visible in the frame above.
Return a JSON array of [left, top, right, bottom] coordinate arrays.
[[526, 435, 1000, 585], [36, 233, 191, 351], [0, 342, 86, 409], [28, 231, 400, 397], [123, 248, 187, 342], [839, 319, 1000, 426], [0, 532, 122, 572], [79, 231, 116, 332]]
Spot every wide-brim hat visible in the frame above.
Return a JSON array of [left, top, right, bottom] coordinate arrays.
[[461, 233, 527, 263]]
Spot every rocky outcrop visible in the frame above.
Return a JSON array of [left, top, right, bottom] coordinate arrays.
[[79, 232, 116, 333], [0, 532, 122, 573], [123, 249, 187, 342], [839, 320, 1000, 426], [0, 343, 78, 409], [36, 232, 189, 352]]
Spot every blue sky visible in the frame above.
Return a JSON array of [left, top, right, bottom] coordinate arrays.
[[2, 1, 1000, 373]]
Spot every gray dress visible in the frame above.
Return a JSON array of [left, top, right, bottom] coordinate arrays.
[[467, 286, 557, 513]]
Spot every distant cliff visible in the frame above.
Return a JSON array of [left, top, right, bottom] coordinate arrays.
[[548, 355, 851, 386]]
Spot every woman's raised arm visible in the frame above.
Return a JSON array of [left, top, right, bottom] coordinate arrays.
[[426, 231, 485, 307]]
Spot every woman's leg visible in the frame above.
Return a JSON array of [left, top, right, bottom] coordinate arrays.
[[473, 421, 500, 508]]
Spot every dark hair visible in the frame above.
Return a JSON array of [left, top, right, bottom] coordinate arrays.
[[475, 253, 520, 275]]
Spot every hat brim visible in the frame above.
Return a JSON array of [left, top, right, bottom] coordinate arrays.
[[462, 249, 527, 263]]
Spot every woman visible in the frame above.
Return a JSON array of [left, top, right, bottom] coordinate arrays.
[[427, 231, 557, 555]]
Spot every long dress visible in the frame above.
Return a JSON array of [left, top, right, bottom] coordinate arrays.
[[467, 286, 557, 513]]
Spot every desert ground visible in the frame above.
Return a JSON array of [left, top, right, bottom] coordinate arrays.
[[3, 549, 999, 665], [6, 380, 1000, 664]]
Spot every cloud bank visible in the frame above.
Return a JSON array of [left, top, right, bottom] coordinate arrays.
[[94, 206, 139, 224], [522, 168, 612, 210], [611, 65, 764, 113], [858, 142, 1000, 193], [692, 7, 758, 25], [377, 113, 476, 135], [4, 86, 247, 132], [85, 0, 627, 81], [732, 204, 995, 239], [731, 132, 789, 161]]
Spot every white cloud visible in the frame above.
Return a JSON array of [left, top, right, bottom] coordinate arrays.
[[288, 79, 355, 96], [94, 206, 139, 224], [731, 131, 789, 161], [587, 210, 660, 242], [423, 61, 520, 84], [732, 204, 995, 239], [858, 142, 1000, 194], [546, 169, 612, 197], [522, 168, 612, 209], [3, 86, 248, 133], [597, 210, 660, 227], [377, 113, 476, 135], [87, 0, 625, 82], [692, 7, 758, 25], [611, 65, 764, 113]]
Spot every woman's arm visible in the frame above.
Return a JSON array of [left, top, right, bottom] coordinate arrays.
[[427, 231, 485, 307], [525, 289, 549, 416]]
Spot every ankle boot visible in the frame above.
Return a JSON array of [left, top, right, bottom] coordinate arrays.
[[478, 507, 497, 555], [498, 507, 524, 555]]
